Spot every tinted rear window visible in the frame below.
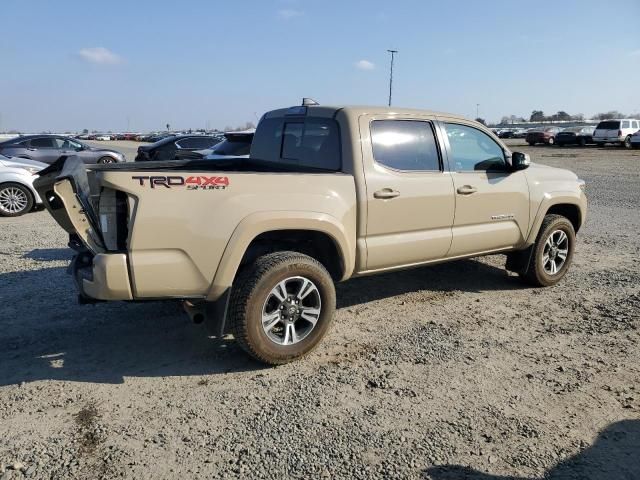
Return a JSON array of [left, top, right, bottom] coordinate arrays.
[[597, 121, 620, 129], [251, 117, 341, 171]]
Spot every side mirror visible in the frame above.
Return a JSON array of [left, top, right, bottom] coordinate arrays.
[[509, 151, 530, 171]]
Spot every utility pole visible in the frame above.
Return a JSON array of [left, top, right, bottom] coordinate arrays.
[[387, 49, 398, 107]]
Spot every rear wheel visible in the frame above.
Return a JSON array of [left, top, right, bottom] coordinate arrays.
[[0, 182, 34, 217], [527, 141, 535, 146], [228, 251, 336, 365], [578, 137, 586, 147], [521, 214, 575, 287], [547, 137, 555, 145], [98, 156, 115, 164]]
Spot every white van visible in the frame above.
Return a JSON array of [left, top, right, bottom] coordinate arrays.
[[593, 119, 640, 148]]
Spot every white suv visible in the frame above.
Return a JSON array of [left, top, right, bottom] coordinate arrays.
[[593, 119, 640, 148]]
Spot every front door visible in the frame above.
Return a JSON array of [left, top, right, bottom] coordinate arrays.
[[360, 116, 456, 271], [439, 121, 529, 257]]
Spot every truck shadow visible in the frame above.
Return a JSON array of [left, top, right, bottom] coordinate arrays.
[[424, 419, 640, 480], [0, 252, 517, 386], [337, 257, 519, 309]]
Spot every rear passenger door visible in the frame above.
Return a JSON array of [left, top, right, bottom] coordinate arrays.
[[359, 116, 456, 271], [439, 121, 529, 257], [28, 137, 60, 163]]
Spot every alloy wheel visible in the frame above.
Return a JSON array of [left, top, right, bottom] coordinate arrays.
[[542, 229, 569, 275], [0, 186, 29, 214], [261, 276, 322, 346]]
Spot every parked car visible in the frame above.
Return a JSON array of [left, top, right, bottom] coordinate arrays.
[[134, 134, 223, 162], [0, 135, 125, 164], [512, 128, 528, 138], [630, 130, 640, 149], [0, 154, 46, 216], [526, 127, 562, 146], [498, 130, 515, 139], [555, 126, 595, 147], [95, 134, 112, 141], [35, 103, 587, 364], [592, 119, 640, 148], [175, 130, 253, 160]]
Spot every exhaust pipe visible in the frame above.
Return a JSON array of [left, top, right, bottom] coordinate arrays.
[[182, 300, 206, 324]]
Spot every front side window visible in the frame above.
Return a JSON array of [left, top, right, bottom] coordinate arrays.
[[370, 120, 440, 171], [55, 138, 83, 150], [444, 123, 506, 172], [621, 120, 630, 129], [30, 137, 56, 148]]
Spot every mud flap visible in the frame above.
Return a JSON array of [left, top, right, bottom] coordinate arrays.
[[505, 246, 534, 275]]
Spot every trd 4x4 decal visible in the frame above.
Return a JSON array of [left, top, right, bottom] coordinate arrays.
[[132, 175, 229, 190]]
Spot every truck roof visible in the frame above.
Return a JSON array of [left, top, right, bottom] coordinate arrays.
[[264, 105, 469, 121]]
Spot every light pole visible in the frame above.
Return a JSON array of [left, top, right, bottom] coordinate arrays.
[[476, 103, 480, 119], [387, 49, 398, 107]]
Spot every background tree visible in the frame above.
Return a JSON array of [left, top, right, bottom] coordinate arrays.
[[593, 111, 625, 120], [530, 110, 546, 122], [475, 118, 486, 126]]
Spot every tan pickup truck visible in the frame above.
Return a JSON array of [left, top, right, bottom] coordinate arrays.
[[35, 103, 587, 364]]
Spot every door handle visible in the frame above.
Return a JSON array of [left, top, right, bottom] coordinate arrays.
[[456, 185, 477, 195], [373, 188, 400, 199]]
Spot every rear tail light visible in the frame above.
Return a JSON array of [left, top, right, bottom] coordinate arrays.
[[618, 130, 622, 137]]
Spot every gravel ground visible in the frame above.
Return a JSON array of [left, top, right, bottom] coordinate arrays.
[[0, 141, 638, 479]]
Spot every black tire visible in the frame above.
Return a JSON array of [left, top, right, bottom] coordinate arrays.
[[527, 141, 535, 146], [98, 156, 115, 164], [623, 136, 632, 149], [0, 182, 35, 217], [228, 251, 336, 365], [547, 136, 555, 146], [578, 137, 586, 147], [521, 214, 576, 287]]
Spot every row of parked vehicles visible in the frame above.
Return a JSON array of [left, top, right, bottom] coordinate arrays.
[[0, 129, 255, 216], [0, 113, 636, 219], [495, 119, 640, 148]]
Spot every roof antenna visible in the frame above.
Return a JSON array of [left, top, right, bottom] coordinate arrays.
[[302, 98, 319, 106]]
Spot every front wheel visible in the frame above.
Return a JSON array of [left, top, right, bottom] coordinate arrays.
[[521, 214, 576, 287], [228, 251, 336, 365], [623, 136, 632, 149], [547, 137, 555, 145], [98, 156, 115, 164], [0, 182, 34, 217]]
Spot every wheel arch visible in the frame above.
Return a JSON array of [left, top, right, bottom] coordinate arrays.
[[206, 211, 355, 302], [526, 195, 585, 245]]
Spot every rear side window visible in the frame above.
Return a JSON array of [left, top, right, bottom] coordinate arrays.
[[370, 120, 440, 171], [251, 117, 341, 171], [31, 137, 56, 148], [597, 121, 620, 130], [632, 121, 639, 129]]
